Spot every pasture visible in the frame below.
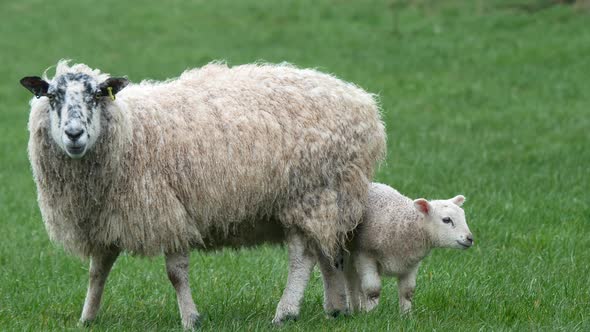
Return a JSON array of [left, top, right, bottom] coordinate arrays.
[[0, 0, 588, 330]]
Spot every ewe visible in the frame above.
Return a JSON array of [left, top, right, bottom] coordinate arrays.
[[20, 61, 385, 329], [346, 183, 473, 314]]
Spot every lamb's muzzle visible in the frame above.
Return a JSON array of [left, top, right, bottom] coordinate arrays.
[[457, 233, 474, 248]]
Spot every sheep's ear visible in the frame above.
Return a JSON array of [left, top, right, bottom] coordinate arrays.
[[413, 198, 432, 216], [98, 77, 129, 97], [451, 195, 466, 207], [20, 76, 49, 98]]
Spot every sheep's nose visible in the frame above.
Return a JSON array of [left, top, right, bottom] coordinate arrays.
[[466, 234, 474, 245], [65, 127, 84, 141]]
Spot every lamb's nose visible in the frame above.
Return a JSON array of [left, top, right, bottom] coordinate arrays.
[[65, 128, 84, 141], [466, 234, 474, 244]]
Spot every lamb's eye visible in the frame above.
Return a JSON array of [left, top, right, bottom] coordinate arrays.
[[94, 93, 102, 99], [46, 94, 55, 100], [442, 217, 453, 225]]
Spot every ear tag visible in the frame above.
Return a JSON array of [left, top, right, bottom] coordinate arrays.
[[107, 86, 115, 101]]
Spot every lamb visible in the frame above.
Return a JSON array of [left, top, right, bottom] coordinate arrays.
[[19, 60, 386, 329], [345, 183, 473, 314]]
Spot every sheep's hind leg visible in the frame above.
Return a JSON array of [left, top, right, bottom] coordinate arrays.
[[166, 252, 200, 330], [344, 252, 363, 313], [272, 232, 315, 326], [317, 251, 349, 318], [79, 249, 119, 326]]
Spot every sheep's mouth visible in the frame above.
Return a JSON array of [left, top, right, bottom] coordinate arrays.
[[65, 145, 86, 158], [456, 240, 472, 249]]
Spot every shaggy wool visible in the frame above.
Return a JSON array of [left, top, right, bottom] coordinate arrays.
[[27, 61, 386, 258]]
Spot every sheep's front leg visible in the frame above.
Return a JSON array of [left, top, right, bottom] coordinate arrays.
[[397, 264, 419, 315], [165, 252, 200, 330], [79, 249, 119, 325], [317, 251, 349, 318], [272, 233, 315, 325], [356, 252, 381, 312]]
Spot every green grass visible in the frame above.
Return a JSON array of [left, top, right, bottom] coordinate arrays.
[[1, 0, 589, 330]]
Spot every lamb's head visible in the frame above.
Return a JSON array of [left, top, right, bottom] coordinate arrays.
[[20, 66, 128, 159], [414, 195, 473, 249]]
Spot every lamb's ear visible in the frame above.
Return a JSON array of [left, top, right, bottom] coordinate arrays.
[[451, 195, 466, 207], [98, 77, 129, 97], [413, 198, 432, 216], [20, 76, 49, 98]]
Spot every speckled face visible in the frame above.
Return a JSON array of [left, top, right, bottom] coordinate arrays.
[[21, 72, 129, 159], [46, 73, 103, 159]]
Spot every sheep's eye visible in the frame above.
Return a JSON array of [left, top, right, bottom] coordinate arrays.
[[46, 93, 55, 100], [442, 217, 453, 225], [94, 93, 102, 99]]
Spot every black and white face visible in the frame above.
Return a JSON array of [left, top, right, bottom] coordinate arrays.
[[414, 195, 474, 249], [21, 74, 128, 159], [47, 73, 102, 158]]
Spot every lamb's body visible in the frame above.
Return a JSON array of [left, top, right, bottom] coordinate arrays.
[[345, 183, 472, 314], [25, 61, 385, 328], [28, 63, 385, 257], [351, 184, 433, 275]]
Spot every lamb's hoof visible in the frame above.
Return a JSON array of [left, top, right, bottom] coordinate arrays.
[[327, 310, 341, 319], [400, 308, 412, 317], [182, 313, 201, 331], [326, 308, 350, 319], [272, 313, 298, 326], [365, 295, 380, 312], [77, 318, 93, 328]]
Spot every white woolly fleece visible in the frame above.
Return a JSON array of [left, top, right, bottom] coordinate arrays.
[[27, 61, 386, 258]]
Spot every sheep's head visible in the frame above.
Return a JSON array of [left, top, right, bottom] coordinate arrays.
[[414, 195, 473, 249], [20, 72, 128, 159]]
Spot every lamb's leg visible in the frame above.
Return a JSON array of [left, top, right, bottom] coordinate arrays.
[[344, 252, 363, 313], [397, 264, 419, 315], [165, 252, 200, 330], [356, 252, 381, 312], [272, 233, 315, 325], [79, 249, 119, 325], [317, 251, 349, 318]]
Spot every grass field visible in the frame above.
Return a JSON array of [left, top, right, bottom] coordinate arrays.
[[1, 0, 589, 331]]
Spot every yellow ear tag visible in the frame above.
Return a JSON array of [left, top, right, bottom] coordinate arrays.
[[107, 86, 115, 101]]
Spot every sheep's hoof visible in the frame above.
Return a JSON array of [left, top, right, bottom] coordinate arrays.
[[271, 313, 298, 326], [182, 313, 201, 331], [77, 318, 93, 328]]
